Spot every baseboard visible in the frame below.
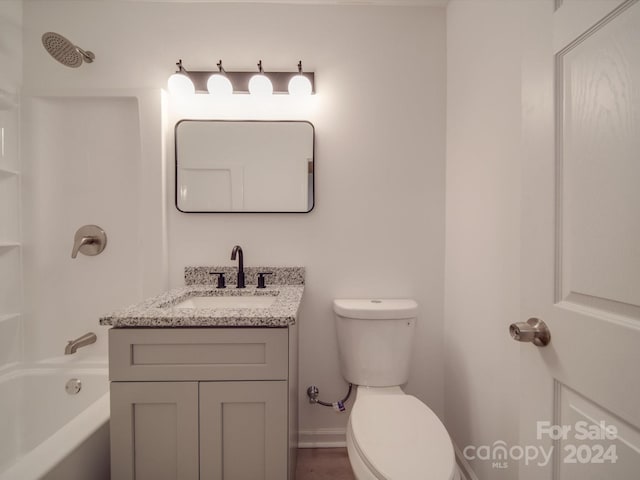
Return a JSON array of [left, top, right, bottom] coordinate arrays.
[[453, 442, 479, 480], [298, 428, 347, 448]]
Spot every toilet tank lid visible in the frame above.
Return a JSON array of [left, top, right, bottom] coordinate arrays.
[[333, 299, 418, 319]]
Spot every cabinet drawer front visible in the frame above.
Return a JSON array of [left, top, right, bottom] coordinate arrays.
[[109, 328, 288, 381]]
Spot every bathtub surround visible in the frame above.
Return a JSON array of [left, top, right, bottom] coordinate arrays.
[[0, 0, 23, 373], [9, 14, 163, 475], [21, 96, 148, 361]]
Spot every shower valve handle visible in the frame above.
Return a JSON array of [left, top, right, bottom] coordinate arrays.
[[71, 225, 107, 259], [71, 236, 95, 258]]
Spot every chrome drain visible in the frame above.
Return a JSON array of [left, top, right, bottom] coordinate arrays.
[[65, 378, 82, 395]]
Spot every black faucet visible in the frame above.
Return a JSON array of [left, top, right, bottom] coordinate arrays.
[[230, 245, 245, 288]]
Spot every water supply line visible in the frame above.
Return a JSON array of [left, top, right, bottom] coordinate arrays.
[[306, 383, 353, 412]]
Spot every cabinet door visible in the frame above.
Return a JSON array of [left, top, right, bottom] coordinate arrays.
[[200, 381, 288, 480], [110, 382, 199, 480]]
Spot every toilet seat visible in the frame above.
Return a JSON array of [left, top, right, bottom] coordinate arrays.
[[349, 393, 456, 480]]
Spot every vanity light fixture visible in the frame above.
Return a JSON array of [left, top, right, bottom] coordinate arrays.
[[207, 60, 233, 96], [248, 60, 273, 96], [167, 59, 315, 96], [288, 61, 313, 96], [167, 59, 195, 96]]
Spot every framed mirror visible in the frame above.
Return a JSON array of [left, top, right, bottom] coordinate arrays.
[[175, 120, 315, 213]]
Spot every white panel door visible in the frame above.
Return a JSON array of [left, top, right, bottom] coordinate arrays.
[[520, 1, 640, 479]]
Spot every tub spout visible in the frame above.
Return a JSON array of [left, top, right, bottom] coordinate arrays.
[[65, 332, 97, 355]]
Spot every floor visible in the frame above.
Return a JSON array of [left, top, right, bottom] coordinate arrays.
[[296, 448, 356, 480]]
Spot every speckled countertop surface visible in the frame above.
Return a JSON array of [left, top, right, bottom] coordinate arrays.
[[100, 266, 304, 328]]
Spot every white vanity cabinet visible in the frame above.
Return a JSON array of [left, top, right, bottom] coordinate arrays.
[[108, 327, 298, 480]]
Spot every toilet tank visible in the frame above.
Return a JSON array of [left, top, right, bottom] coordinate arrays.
[[333, 299, 418, 387]]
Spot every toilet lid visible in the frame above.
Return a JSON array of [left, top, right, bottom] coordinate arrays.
[[350, 395, 455, 480]]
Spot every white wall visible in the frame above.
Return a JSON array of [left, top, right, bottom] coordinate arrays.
[[445, 1, 524, 478], [0, 0, 22, 95], [22, 1, 446, 441]]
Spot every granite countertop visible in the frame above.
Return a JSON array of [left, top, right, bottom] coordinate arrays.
[[100, 266, 304, 328]]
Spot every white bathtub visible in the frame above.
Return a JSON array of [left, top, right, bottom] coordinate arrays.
[[0, 362, 110, 480]]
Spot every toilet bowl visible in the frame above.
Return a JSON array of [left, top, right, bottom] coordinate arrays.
[[346, 386, 458, 480], [334, 299, 460, 480]]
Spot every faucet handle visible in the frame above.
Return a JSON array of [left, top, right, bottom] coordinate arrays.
[[71, 225, 107, 259], [257, 272, 273, 289], [209, 272, 226, 289]]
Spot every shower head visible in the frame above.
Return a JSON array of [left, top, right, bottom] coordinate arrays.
[[41, 32, 95, 68]]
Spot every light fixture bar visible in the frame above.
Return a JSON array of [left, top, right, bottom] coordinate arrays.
[[171, 60, 315, 95]]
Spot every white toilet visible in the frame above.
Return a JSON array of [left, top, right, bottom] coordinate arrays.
[[334, 299, 461, 480]]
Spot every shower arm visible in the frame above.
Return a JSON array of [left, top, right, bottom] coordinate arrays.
[[76, 46, 95, 63]]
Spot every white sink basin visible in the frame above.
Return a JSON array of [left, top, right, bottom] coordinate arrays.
[[173, 295, 277, 309]]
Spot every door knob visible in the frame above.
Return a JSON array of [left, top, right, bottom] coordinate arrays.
[[509, 318, 551, 347]]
